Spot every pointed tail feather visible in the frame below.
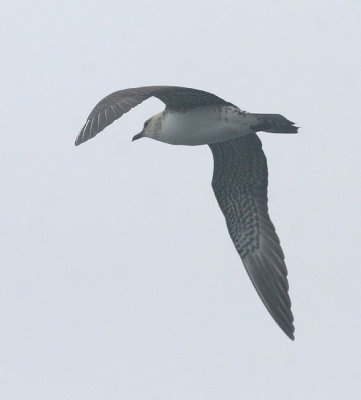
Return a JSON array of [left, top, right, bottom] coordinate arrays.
[[252, 114, 299, 134]]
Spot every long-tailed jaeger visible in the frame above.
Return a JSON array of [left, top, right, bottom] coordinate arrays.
[[75, 86, 299, 340]]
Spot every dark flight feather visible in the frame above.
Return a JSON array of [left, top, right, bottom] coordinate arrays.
[[209, 134, 294, 339]]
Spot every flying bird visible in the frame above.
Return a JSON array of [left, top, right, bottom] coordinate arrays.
[[75, 86, 298, 340]]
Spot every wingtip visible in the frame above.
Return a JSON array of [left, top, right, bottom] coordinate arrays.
[[74, 119, 91, 146], [74, 135, 84, 146], [279, 314, 295, 341], [282, 317, 295, 340], [285, 329, 295, 341], [74, 123, 90, 146]]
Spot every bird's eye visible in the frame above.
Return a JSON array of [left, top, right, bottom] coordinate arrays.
[[144, 121, 149, 127]]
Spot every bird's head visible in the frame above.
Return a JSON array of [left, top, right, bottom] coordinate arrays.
[[132, 114, 162, 142]]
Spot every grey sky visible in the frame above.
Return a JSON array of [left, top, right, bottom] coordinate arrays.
[[1, 1, 360, 399]]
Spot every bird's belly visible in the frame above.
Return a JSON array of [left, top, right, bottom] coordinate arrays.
[[158, 108, 253, 146]]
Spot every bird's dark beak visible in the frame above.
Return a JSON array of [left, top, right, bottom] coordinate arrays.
[[132, 132, 144, 142]]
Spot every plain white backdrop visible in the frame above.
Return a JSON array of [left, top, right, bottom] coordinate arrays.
[[1, 1, 360, 398]]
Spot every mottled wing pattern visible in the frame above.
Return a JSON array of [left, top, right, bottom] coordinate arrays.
[[75, 86, 231, 145], [209, 134, 294, 339]]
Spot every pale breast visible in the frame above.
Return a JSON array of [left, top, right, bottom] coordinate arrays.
[[157, 106, 256, 146]]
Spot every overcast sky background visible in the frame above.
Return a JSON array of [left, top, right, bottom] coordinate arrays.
[[1, 1, 360, 399]]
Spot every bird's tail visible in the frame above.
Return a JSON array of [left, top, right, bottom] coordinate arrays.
[[252, 114, 299, 134]]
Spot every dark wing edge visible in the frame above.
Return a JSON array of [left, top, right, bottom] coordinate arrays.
[[75, 86, 160, 146], [75, 86, 231, 146], [209, 134, 295, 340]]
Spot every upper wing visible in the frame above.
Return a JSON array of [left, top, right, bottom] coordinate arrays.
[[75, 86, 231, 146], [209, 134, 294, 340]]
